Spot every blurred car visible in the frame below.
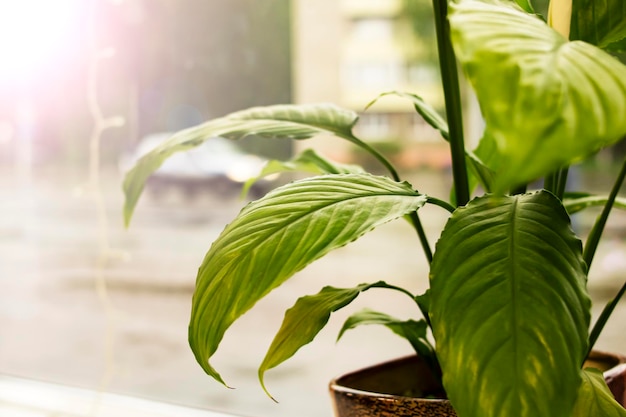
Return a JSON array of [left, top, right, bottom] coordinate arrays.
[[120, 133, 274, 199]]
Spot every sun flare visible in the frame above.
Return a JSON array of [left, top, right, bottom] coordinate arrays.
[[0, 0, 80, 83]]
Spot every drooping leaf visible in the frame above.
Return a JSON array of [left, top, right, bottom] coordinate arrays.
[[563, 192, 626, 214], [123, 103, 359, 225], [572, 368, 626, 417], [189, 174, 427, 385], [450, 0, 626, 193], [241, 148, 365, 197], [259, 283, 376, 398], [367, 90, 494, 197], [337, 308, 436, 367], [366, 91, 450, 141], [570, 0, 626, 49], [430, 191, 590, 417]]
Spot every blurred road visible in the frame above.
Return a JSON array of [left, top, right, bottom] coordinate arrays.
[[1, 166, 625, 417]]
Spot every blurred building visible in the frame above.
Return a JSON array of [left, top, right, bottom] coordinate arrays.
[[291, 0, 449, 170]]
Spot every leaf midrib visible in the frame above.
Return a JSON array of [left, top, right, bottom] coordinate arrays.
[[508, 196, 521, 397], [231, 108, 356, 139], [230, 190, 422, 251]]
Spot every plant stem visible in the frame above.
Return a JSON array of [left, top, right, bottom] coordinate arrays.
[[544, 167, 569, 199], [555, 166, 569, 200], [409, 212, 433, 263], [341, 133, 434, 263], [431, 0, 470, 207], [369, 281, 442, 386], [544, 172, 557, 194], [370, 281, 432, 327], [510, 184, 527, 195], [427, 196, 456, 213], [343, 134, 402, 182], [583, 156, 626, 268], [587, 278, 626, 357]]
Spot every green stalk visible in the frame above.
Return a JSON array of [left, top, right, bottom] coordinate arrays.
[[584, 156, 626, 355], [583, 156, 626, 268], [341, 134, 402, 182], [368, 282, 441, 386], [409, 212, 433, 263], [587, 279, 626, 357], [555, 166, 569, 200], [339, 133, 433, 263], [544, 167, 569, 199], [427, 196, 457, 213], [544, 172, 557, 194], [431, 0, 470, 207], [510, 184, 528, 195]]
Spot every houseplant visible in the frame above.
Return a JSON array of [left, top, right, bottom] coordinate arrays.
[[122, 0, 626, 416]]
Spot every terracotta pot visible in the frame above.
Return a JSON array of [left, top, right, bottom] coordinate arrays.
[[329, 351, 626, 417]]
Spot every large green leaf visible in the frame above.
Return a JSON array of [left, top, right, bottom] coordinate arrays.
[[450, 0, 626, 193], [429, 191, 590, 417], [123, 104, 359, 225], [572, 369, 626, 416], [571, 0, 626, 50], [189, 174, 427, 385]]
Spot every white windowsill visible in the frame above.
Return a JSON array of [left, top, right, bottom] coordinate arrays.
[[0, 375, 238, 417]]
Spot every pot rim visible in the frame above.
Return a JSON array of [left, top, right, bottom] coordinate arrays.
[[329, 355, 449, 403], [329, 381, 451, 404], [329, 350, 626, 403]]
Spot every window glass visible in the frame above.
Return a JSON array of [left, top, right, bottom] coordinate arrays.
[[2, 2, 624, 417], [351, 18, 394, 41], [355, 112, 391, 139]]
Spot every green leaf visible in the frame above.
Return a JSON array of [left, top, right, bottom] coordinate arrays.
[[259, 283, 375, 398], [450, 0, 626, 193], [415, 290, 431, 320], [514, 0, 534, 13], [241, 149, 365, 197], [455, 132, 498, 203], [608, 37, 626, 53], [471, 132, 499, 188], [189, 174, 427, 385], [122, 103, 359, 226], [278, 148, 365, 175], [571, 0, 626, 49], [430, 191, 590, 417], [563, 192, 626, 214], [366, 90, 494, 196], [337, 308, 435, 361], [366, 91, 450, 141], [572, 368, 626, 417]]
